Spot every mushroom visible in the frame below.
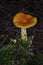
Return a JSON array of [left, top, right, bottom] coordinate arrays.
[[13, 12, 37, 40], [11, 38, 17, 44]]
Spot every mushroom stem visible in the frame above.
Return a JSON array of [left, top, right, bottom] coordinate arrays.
[[21, 28, 27, 40]]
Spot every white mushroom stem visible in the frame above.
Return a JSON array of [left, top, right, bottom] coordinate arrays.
[[21, 28, 27, 40]]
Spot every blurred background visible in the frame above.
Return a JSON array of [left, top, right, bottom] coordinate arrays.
[[0, 0, 43, 52]]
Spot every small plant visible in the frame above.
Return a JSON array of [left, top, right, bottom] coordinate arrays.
[[0, 34, 43, 65]]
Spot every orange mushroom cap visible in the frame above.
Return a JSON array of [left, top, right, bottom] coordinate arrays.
[[13, 12, 37, 28]]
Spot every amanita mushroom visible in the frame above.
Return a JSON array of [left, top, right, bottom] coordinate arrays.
[[13, 12, 37, 40]]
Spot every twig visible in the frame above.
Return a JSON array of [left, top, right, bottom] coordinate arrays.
[[1, 35, 8, 44]]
